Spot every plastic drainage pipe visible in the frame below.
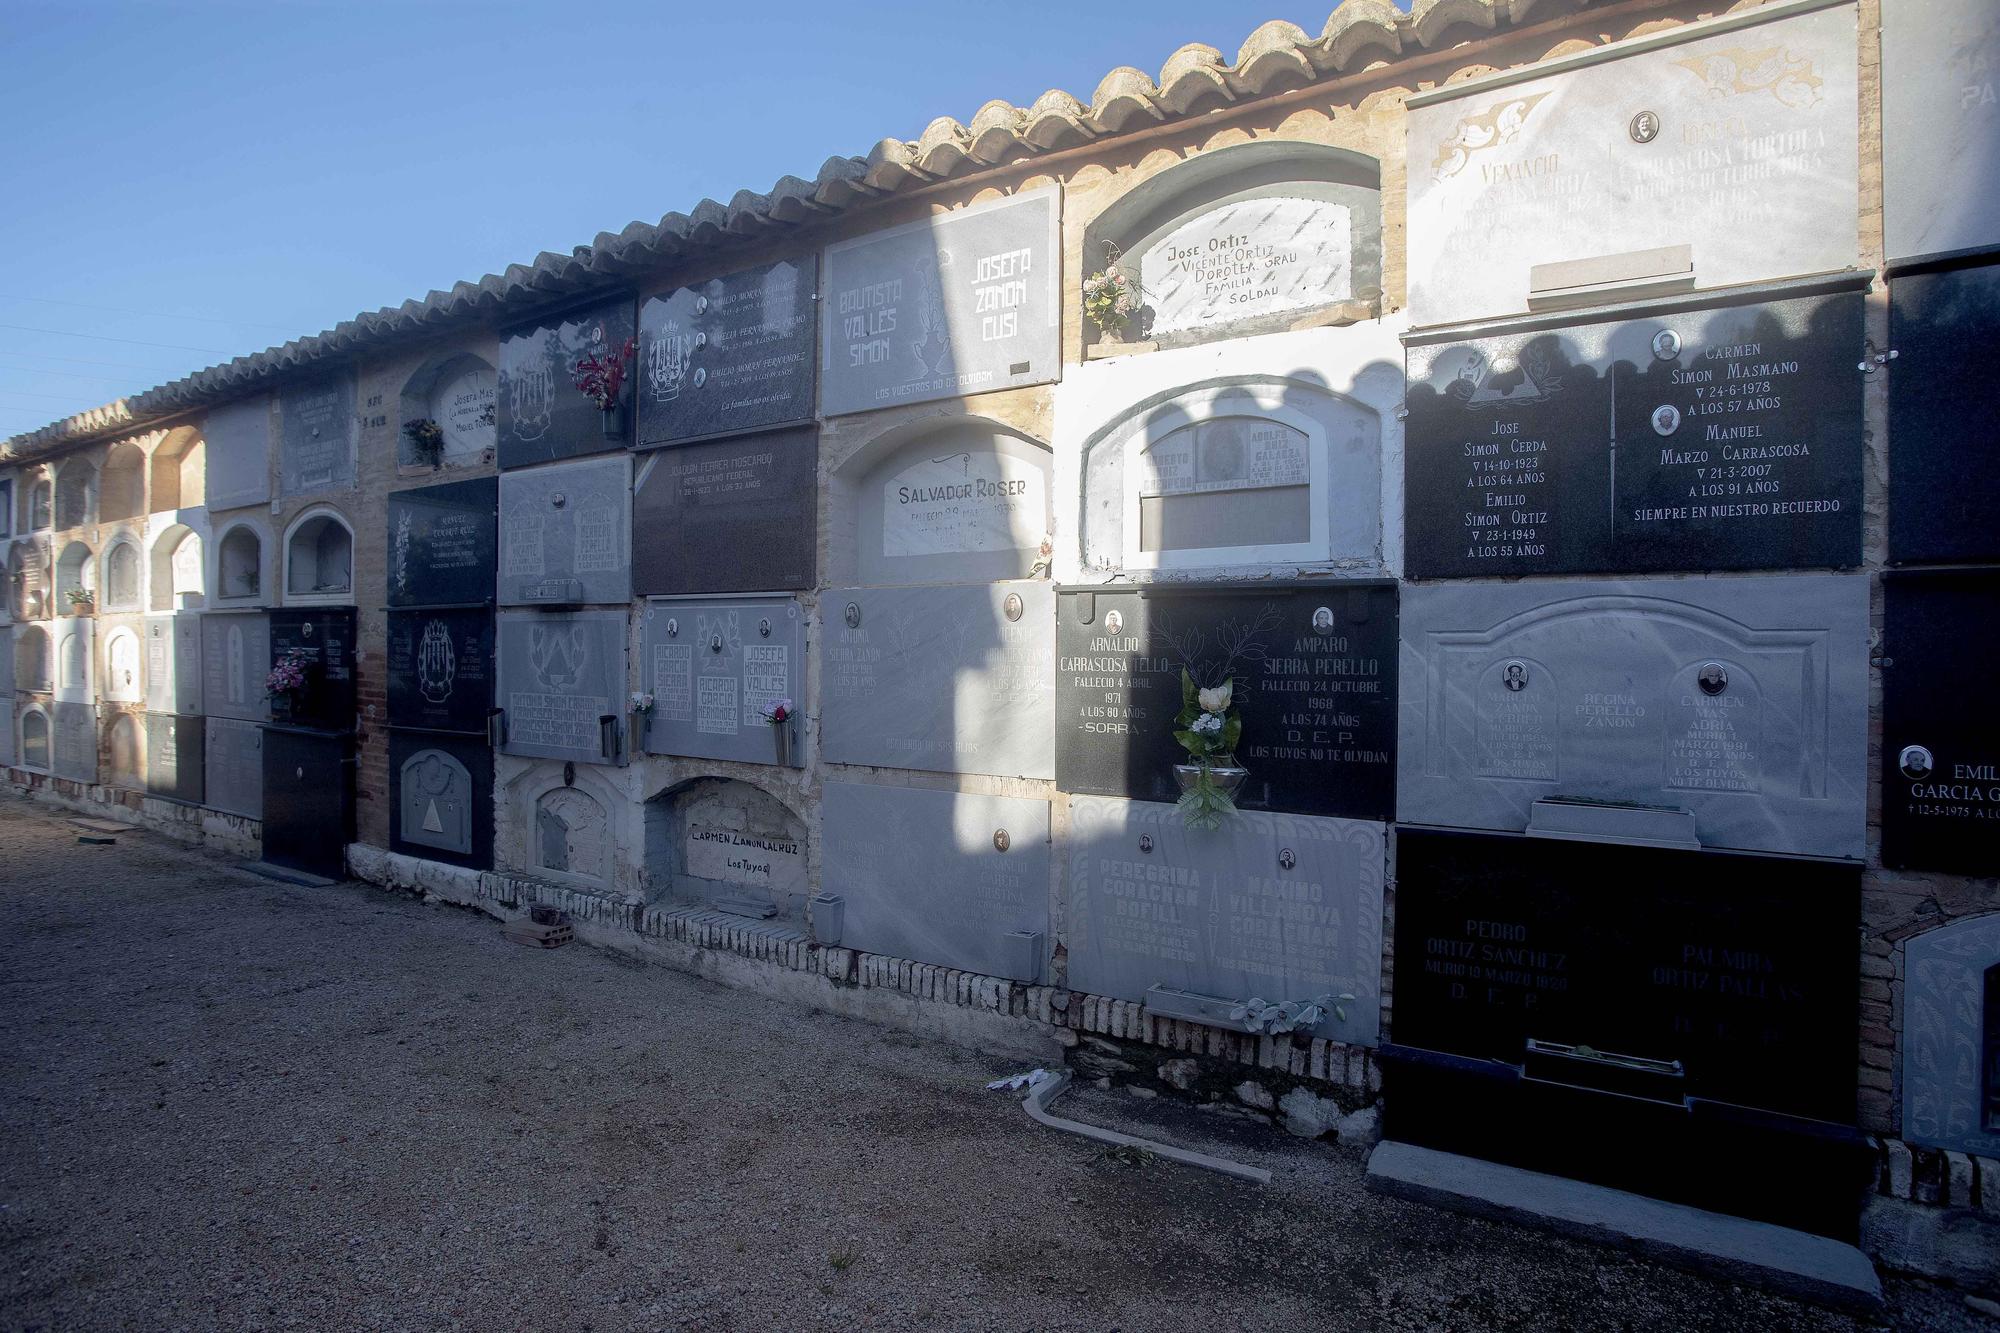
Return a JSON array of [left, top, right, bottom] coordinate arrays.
[[1021, 1071, 1273, 1185]]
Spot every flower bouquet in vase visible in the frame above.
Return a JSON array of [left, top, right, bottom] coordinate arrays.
[[572, 336, 637, 438], [1172, 670, 1247, 829], [267, 647, 312, 724]]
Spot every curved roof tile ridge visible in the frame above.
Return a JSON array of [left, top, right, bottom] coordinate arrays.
[[5, 0, 1606, 457]]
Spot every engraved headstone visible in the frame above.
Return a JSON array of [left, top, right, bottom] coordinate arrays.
[[389, 730, 493, 869], [495, 609, 629, 765], [1405, 3, 1858, 326], [261, 727, 352, 878], [268, 608, 356, 731], [279, 377, 357, 496], [52, 617, 92, 704], [638, 256, 817, 445], [639, 597, 804, 765], [429, 362, 498, 464], [1404, 290, 1864, 578], [821, 583, 1055, 779], [496, 300, 637, 468], [1883, 0, 2000, 265], [387, 477, 497, 607], [1067, 797, 1384, 1045], [1882, 571, 2000, 875], [1889, 262, 2000, 564], [144, 712, 203, 804], [201, 611, 271, 723], [1055, 584, 1398, 820], [204, 716, 262, 818], [143, 613, 202, 715], [1139, 196, 1354, 339], [821, 188, 1060, 417], [631, 428, 816, 594], [497, 454, 631, 606], [1903, 914, 2000, 1158], [105, 712, 143, 790], [852, 420, 1050, 586], [387, 608, 494, 734], [51, 700, 95, 783], [1398, 574, 1868, 858], [821, 782, 1049, 981], [203, 398, 272, 511]]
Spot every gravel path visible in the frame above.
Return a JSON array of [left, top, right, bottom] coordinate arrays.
[[0, 793, 1978, 1331]]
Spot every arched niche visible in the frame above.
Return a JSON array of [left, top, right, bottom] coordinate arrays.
[[103, 627, 142, 702], [214, 521, 266, 604], [830, 415, 1053, 587], [56, 622, 89, 694], [505, 768, 617, 891], [99, 442, 146, 523], [9, 538, 49, 621], [150, 525, 204, 611], [642, 777, 810, 923], [53, 459, 94, 530], [1081, 141, 1382, 350], [105, 712, 143, 790], [16, 625, 51, 692], [26, 477, 52, 532], [103, 539, 141, 611], [283, 508, 353, 602], [150, 427, 205, 513], [399, 352, 497, 467], [20, 707, 50, 770], [55, 541, 93, 607]]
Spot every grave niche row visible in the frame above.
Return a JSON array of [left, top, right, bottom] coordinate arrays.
[[1403, 288, 1866, 580]]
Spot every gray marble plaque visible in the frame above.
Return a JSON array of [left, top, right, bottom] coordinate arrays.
[[821, 583, 1055, 779], [52, 617, 92, 704], [51, 701, 95, 783], [1067, 796, 1384, 1046], [497, 455, 632, 606], [1903, 913, 2000, 1158], [144, 613, 202, 715], [821, 188, 1061, 417], [1405, 4, 1858, 325], [1399, 574, 1868, 858], [1884, 0, 2000, 265], [144, 712, 203, 804], [280, 377, 357, 496], [200, 611, 271, 723], [399, 746, 474, 856], [496, 609, 629, 765], [203, 398, 272, 511], [821, 781, 1049, 981], [639, 597, 805, 766], [638, 256, 818, 444], [203, 716, 262, 819]]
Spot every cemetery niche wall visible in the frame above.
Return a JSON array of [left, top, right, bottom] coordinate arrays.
[[820, 781, 1049, 982], [1066, 796, 1384, 1046], [204, 716, 262, 819], [1881, 571, 2000, 876], [398, 353, 496, 468], [1902, 913, 2000, 1160], [1056, 583, 1397, 820], [387, 608, 494, 736], [387, 477, 497, 608], [389, 730, 493, 870], [638, 256, 817, 446], [1404, 1, 1859, 328], [496, 610, 628, 765], [496, 299, 637, 468], [498, 455, 631, 606], [821, 188, 1060, 418], [279, 376, 358, 497], [1080, 140, 1382, 349], [1888, 260, 2000, 565], [1403, 287, 1865, 579], [1396, 575, 1868, 859], [638, 597, 803, 766], [1061, 324, 1402, 579], [631, 427, 816, 595], [201, 611, 271, 723], [644, 777, 809, 923], [1882, 0, 2000, 266]]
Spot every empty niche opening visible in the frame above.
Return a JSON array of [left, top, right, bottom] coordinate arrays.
[[26, 478, 51, 532], [104, 628, 141, 701], [643, 777, 809, 924], [150, 427, 205, 513], [55, 541, 93, 607], [20, 708, 50, 770], [103, 540, 141, 611], [150, 526, 203, 611], [16, 625, 50, 692], [52, 459, 94, 531], [99, 442, 145, 523], [399, 352, 496, 467], [284, 510, 352, 600], [1081, 140, 1382, 350], [831, 415, 1053, 586], [106, 713, 142, 789], [216, 523, 263, 602]]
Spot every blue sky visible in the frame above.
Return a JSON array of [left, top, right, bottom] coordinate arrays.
[[0, 0, 1389, 439]]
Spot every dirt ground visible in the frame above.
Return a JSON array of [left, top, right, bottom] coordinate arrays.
[[0, 792, 1981, 1332]]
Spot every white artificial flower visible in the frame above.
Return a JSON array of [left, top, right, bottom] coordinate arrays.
[[1197, 682, 1232, 713]]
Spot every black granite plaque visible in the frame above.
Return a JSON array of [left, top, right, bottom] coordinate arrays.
[[637, 257, 817, 446], [1882, 571, 2000, 873], [386, 477, 497, 607], [1405, 291, 1864, 578], [261, 726, 353, 878], [389, 729, 493, 870], [144, 712, 204, 804], [632, 427, 816, 594], [268, 608, 356, 732], [387, 608, 494, 734], [1889, 261, 2000, 564], [496, 298, 637, 469], [1055, 583, 1396, 819]]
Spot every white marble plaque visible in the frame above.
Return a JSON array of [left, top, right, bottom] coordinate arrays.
[[1140, 196, 1353, 337], [201, 611, 270, 723], [432, 364, 498, 463], [144, 613, 203, 715], [1883, 0, 2000, 264], [52, 617, 92, 704], [1405, 4, 1858, 325], [51, 701, 95, 783], [685, 824, 807, 896], [204, 398, 272, 511], [880, 449, 1047, 561]]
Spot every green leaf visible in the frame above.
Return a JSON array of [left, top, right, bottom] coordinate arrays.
[[1221, 715, 1242, 752], [1172, 730, 1203, 754], [1181, 668, 1197, 710]]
